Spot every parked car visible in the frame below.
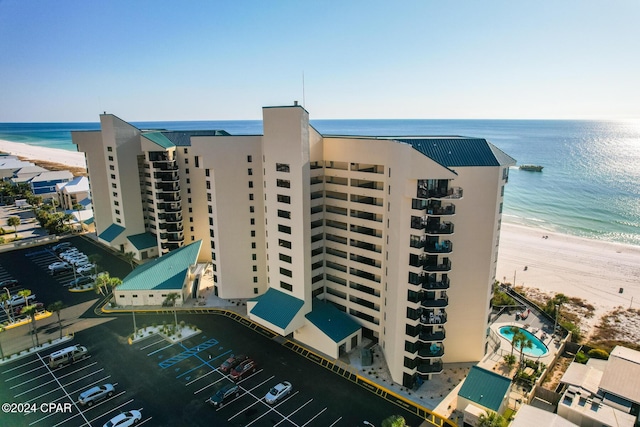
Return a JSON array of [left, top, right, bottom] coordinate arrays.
[[78, 383, 115, 406], [219, 354, 248, 374], [7, 293, 36, 307], [66, 276, 93, 288], [48, 262, 70, 270], [0, 279, 19, 287], [51, 264, 73, 275], [207, 383, 240, 407], [60, 248, 80, 256], [229, 359, 258, 381], [68, 256, 89, 266], [52, 242, 72, 252], [264, 381, 292, 404], [76, 265, 96, 274], [15, 302, 44, 315], [61, 252, 83, 261], [103, 410, 142, 427]]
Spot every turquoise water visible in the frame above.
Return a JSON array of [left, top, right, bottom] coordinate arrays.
[[1, 119, 639, 246], [498, 326, 549, 357]]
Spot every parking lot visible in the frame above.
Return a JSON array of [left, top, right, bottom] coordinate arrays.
[[0, 238, 426, 426]]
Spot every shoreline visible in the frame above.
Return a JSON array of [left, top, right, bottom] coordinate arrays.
[[0, 138, 86, 169]]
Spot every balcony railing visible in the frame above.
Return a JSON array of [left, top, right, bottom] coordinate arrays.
[[421, 296, 449, 308], [418, 330, 446, 342], [417, 360, 443, 374], [417, 187, 463, 200], [155, 182, 180, 192], [158, 193, 181, 202], [154, 171, 180, 181], [419, 311, 447, 325], [425, 222, 454, 235], [418, 344, 445, 358], [421, 276, 450, 290], [423, 240, 452, 254], [422, 260, 451, 272], [152, 161, 178, 170], [425, 203, 456, 216]]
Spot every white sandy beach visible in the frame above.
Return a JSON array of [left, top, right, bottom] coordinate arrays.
[[497, 222, 640, 327], [0, 138, 86, 169]]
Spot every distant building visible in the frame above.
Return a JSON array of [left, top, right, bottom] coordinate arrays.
[[25, 170, 73, 198], [558, 346, 640, 427], [73, 104, 514, 387], [56, 176, 90, 210], [511, 404, 578, 427]]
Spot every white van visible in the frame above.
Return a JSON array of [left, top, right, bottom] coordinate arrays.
[[48, 345, 88, 368]]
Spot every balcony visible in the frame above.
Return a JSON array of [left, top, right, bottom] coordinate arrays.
[[158, 213, 182, 223], [425, 202, 455, 216], [160, 232, 183, 242], [421, 276, 450, 290], [419, 311, 447, 325], [423, 240, 452, 254], [158, 193, 181, 202], [417, 185, 463, 200], [159, 223, 183, 232], [425, 222, 454, 235], [161, 242, 181, 252], [152, 160, 178, 170], [157, 203, 181, 213], [154, 171, 179, 181], [422, 259, 451, 272], [155, 182, 180, 192], [418, 329, 446, 342], [417, 360, 443, 374], [421, 295, 449, 308], [418, 344, 445, 358]]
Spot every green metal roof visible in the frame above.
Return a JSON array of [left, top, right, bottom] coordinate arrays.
[[118, 240, 201, 291], [127, 232, 157, 250], [306, 299, 361, 343], [249, 288, 304, 330], [161, 130, 231, 146], [396, 137, 514, 167], [142, 132, 176, 149], [98, 223, 125, 242], [458, 366, 512, 412]]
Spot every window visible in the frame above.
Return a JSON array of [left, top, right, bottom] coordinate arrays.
[[190, 226, 194, 232], [190, 217, 193, 222], [276, 163, 290, 172], [250, 218, 255, 225], [194, 156, 199, 167], [184, 158, 189, 165], [248, 181, 253, 188], [279, 253, 292, 263], [185, 168, 190, 174], [279, 239, 291, 249], [252, 254, 257, 261], [187, 188, 191, 194], [278, 224, 291, 234], [251, 242, 256, 249], [188, 197, 192, 203], [280, 267, 292, 277], [108, 156, 114, 161], [280, 281, 293, 292], [184, 148, 188, 154], [207, 193, 211, 202], [277, 179, 290, 188], [251, 230, 256, 237], [186, 178, 190, 184], [253, 276, 258, 283], [114, 201, 119, 206], [252, 265, 257, 272], [115, 209, 120, 214], [112, 192, 118, 197], [247, 155, 253, 162], [277, 209, 291, 219], [116, 218, 121, 223], [109, 165, 115, 171], [277, 194, 290, 204], [111, 183, 117, 189], [249, 193, 254, 201], [249, 206, 254, 213], [107, 147, 113, 152], [248, 168, 253, 176], [205, 169, 210, 177]]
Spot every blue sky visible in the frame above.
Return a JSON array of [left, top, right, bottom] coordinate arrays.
[[1, 0, 639, 121]]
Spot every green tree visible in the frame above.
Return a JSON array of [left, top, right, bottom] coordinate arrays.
[[478, 411, 506, 427], [123, 252, 136, 270], [7, 216, 20, 238], [47, 301, 66, 340], [518, 337, 533, 366], [509, 326, 524, 358], [382, 415, 407, 427], [21, 304, 41, 348], [0, 293, 13, 324], [163, 293, 180, 326]]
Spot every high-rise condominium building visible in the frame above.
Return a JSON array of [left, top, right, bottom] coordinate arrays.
[[72, 104, 515, 387]]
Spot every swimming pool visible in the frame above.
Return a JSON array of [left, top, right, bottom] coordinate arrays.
[[498, 326, 549, 357]]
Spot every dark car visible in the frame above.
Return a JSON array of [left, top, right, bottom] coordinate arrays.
[[207, 383, 240, 407], [51, 242, 72, 253], [66, 276, 94, 288], [229, 359, 258, 381], [219, 354, 248, 374], [0, 279, 19, 288], [51, 264, 73, 276]]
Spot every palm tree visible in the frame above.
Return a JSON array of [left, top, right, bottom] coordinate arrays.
[[477, 410, 506, 427], [21, 304, 40, 348], [93, 273, 110, 296], [509, 326, 523, 358], [163, 293, 180, 326], [123, 252, 136, 270], [88, 254, 102, 277], [519, 337, 533, 366], [47, 301, 66, 340], [7, 216, 20, 238]]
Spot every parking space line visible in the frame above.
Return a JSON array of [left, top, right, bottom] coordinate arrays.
[[27, 388, 122, 427], [185, 369, 216, 386], [4, 364, 50, 383], [27, 375, 112, 404], [138, 337, 165, 350], [84, 398, 134, 427], [176, 349, 232, 379], [81, 390, 126, 413], [273, 399, 314, 427], [328, 417, 343, 426], [241, 390, 300, 426], [227, 398, 263, 421], [300, 407, 328, 427], [158, 338, 219, 369], [15, 367, 103, 398], [34, 353, 90, 427], [193, 376, 226, 395], [2, 357, 43, 374], [146, 342, 174, 356]]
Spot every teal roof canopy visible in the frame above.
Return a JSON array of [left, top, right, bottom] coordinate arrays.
[[458, 366, 512, 412], [142, 132, 176, 149], [250, 288, 304, 329], [127, 232, 157, 250], [118, 241, 201, 291], [397, 137, 509, 167], [306, 299, 361, 343], [99, 224, 125, 242]]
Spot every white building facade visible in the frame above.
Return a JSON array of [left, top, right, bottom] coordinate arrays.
[[73, 104, 514, 387]]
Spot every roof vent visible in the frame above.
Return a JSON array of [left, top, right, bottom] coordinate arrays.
[[294, 100, 299, 106]]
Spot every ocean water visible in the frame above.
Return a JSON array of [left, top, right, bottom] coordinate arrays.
[[1, 119, 639, 246]]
